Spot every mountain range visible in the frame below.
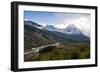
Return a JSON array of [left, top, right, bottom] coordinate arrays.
[[43, 24, 89, 36], [24, 21, 90, 51]]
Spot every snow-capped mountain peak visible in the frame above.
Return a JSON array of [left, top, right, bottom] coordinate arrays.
[[45, 25, 58, 31], [63, 24, 82, 34]]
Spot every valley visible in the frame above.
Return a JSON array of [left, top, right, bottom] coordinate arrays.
[[24, 21, 90, 62]]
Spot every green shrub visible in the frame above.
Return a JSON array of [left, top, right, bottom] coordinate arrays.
[[25, 42, 90, 61]]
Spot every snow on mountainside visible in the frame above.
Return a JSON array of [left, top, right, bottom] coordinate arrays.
[[44, 25, 58, 31], [63, 24, 82, 34], [43, 24, 88, 37], [44, 24, 90, 37]]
